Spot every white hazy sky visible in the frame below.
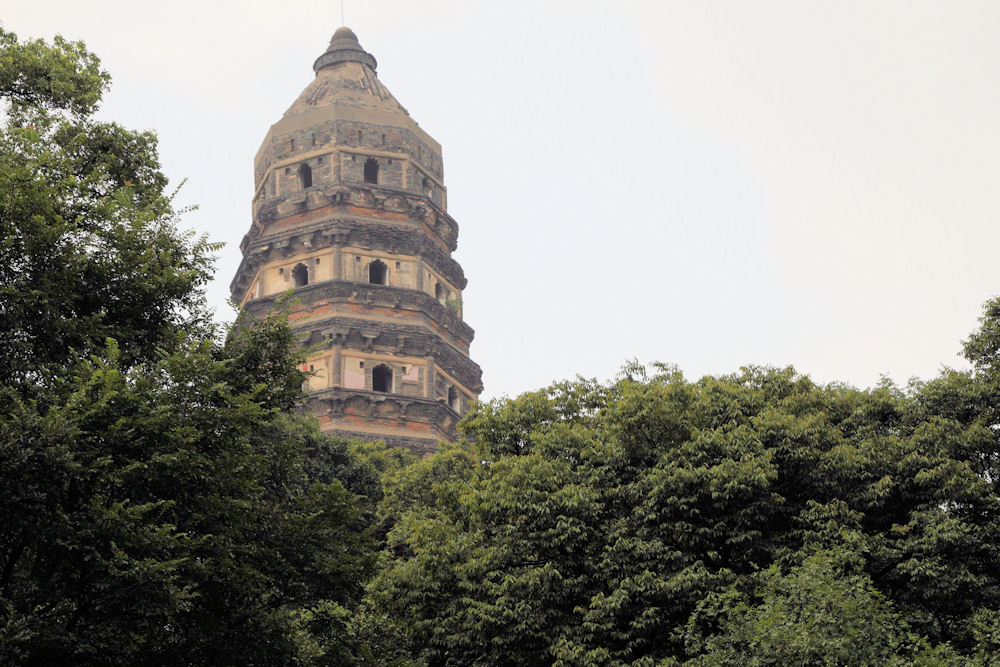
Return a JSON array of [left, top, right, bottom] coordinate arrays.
[[6, 1, 1000, 399]]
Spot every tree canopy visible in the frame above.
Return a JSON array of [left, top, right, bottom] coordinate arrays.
[[0, 28, 213, 394], [370, 309, 1000, 664], [0, 29, 382, 665]]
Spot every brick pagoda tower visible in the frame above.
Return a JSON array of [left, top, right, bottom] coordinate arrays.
[[231, 27, 483, 455]]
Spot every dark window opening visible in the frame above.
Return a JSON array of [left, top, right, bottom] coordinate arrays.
[[381, 134, 386, 145], [364, 158, 379, 184], [372, 365, 392, 393], [292, 263, 309, 287], [357, 130, 363, 143], [368, 259, 387, 285], [448, 386, 459, 410], [311, 133, 315, 146], [290, 138, 295, 151], [435, 282, 447, 304], [298, 163, 312, 189]]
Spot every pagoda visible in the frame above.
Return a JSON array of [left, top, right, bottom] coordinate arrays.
[[231, 27, 483, 455]]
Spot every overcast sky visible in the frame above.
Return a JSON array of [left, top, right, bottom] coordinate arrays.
[[6, 1, 1000, 398]]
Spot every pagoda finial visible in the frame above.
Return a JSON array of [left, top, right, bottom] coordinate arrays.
[[313, 27, 377, 73]]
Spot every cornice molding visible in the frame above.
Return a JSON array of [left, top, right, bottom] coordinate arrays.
[[306, 388, 462, 452], [249, 183, 458, 251], [241, 280, 478, 352], [296, 313, 484, 392], [231, 214, 468, 298]]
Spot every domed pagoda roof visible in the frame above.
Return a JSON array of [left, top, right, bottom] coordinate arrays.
[[281, 26, 409, 120]]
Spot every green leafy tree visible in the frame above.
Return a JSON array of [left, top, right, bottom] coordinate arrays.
[[371, 318, 1000, 664], [0, 28, 214, 394], [0, 30, 379, 665], [688, 543, 963, 666]]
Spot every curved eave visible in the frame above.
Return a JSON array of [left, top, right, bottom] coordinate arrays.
[[241, 280, 477, 349]]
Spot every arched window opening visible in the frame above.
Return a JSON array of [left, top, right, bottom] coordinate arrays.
[[372, 365, 392, 393], [435, 282, 448, 304], [298, 163, 312, 189], [448, 386, 459, 411], [292, 263, 309, 287], [364, 158, 379, 184], [368, 259, 387, 285]]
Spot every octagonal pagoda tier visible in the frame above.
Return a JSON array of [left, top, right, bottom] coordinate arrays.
[[231, 27, 483, 455]]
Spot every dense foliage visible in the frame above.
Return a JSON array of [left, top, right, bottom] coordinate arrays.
[[0, 29, 382, 665], [0, 31, 214, 393], [370, 311, 1000, 664]]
